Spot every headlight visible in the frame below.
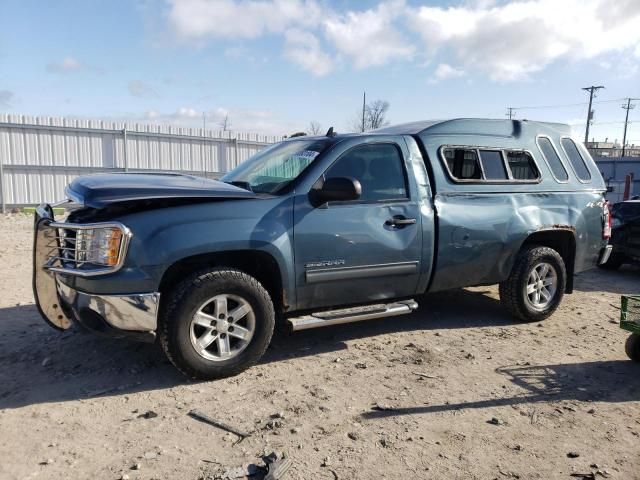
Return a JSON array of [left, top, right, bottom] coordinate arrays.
[[76, 227, 126, 267], [46, 221, 132, 277]]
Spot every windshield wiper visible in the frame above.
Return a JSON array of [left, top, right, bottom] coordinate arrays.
[[225, 180, 254, 192]]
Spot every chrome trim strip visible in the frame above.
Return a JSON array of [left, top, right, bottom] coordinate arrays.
[[57, 280, 160, 332], [305, 261, 419, 284], [437, 189, 606, 196]]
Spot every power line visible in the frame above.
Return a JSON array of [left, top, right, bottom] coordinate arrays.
[[568, 120, 629, 126], [506, 107, 516, 119], [621, 98, 639, 156], [510, 97, 627, 111], [582, 85, 605, 143]]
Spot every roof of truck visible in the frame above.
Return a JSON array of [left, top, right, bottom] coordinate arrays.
[[373, 118, 572, 137]]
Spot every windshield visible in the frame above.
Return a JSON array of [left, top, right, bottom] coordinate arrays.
[[221, 138, 332, 194]]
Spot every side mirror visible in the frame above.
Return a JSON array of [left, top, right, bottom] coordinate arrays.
[[310, 177, 361, 206]]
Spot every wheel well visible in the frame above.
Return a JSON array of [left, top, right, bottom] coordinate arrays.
[[521, 229, 576, 293], [158, 250, 285, 312]]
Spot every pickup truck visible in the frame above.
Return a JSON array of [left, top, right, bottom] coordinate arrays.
[[33, 119, 612, 379], [599, 199, 640, 269]]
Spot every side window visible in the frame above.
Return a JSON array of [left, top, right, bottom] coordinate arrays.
[[537, 137, 569, 182], [506, 151, 539, 180], [479, 150, 508, 180], [561, 137, 591, 181], [325, 143, 408, 202], [443, 148, 482, 180]]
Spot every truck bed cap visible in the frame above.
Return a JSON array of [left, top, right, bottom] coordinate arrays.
[[374, 118, 571, 137]]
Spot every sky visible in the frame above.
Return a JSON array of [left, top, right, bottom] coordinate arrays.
[[1, 0, 639, 144]]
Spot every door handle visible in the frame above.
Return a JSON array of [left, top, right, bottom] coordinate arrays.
[[385, 216, 417, 228]]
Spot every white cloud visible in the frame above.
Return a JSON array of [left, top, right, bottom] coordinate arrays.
[[161, 0, 640, 81], [284, 29, 333, 76], [324, 0, 414, 69], [137, 106, 293, 135], [0, 90, 14, 108], [175, 107, 200, 118], [408, 0, 640, 81], [167, 0, 321, 40], [46, 57, 85, 73], [432, 63, 466, 82], [128, 80, 159, 98]]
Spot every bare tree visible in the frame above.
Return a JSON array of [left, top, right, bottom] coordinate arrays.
[[308, 120, 322, 135], [219, 113, 232, 132], [365, 100, 390, 130], [347, 99, 390, 132]]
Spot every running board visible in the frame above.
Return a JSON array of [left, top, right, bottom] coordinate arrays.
[[287, 300, 418, 332]]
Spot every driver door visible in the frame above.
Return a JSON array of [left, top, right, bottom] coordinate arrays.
[[293, 139, 423, 310]]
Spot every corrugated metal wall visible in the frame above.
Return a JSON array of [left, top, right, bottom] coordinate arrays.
[[594, 156, 640, 203], [0, 114, 281, 209]]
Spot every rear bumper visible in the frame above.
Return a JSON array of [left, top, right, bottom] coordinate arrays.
[[598, 245, 613, 265], [33, 203, 159, 342]]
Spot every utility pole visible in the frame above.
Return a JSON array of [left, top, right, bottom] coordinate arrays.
[[361, 91, 366, 132], [506, 107, 516, 120], [582, 85, 604, 144], [202, 112, 206, 130], [621, 98, 638, 157]]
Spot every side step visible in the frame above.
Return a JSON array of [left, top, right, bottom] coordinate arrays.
[[287, 299, 418, 332]]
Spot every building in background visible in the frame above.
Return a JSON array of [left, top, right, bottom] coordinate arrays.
[[586, 141, 640, 158]]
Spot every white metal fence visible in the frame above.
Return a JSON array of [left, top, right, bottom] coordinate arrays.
[[0, 114, 281, 211]]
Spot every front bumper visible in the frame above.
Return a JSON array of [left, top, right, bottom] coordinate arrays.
[[33, 204, 160, 342]]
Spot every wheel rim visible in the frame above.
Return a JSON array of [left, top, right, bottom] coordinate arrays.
[[525, 262, 558, 310], [189, 294, 256, 362]]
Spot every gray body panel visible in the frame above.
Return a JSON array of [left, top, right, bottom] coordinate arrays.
[[415, 120, 606, 292], [63, 196, 297, 308], [53, 119, 607, 316]]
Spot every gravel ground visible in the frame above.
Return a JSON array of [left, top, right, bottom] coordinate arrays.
[[0, 212, 639, 480]]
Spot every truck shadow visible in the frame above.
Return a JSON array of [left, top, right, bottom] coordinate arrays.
[[0, 288, 539, 409], [573, 264, 640, 295], [360, 360, 640, 421], [265, 287, 513, 362]]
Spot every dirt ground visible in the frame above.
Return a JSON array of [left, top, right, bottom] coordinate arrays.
[[0, 213, 639, 480]]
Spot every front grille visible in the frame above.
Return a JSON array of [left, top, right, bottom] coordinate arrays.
[[45, 227, 79, 269]]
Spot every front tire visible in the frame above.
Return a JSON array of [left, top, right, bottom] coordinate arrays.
[[159, 268, 275, 380], [499, 246, 566, 322]]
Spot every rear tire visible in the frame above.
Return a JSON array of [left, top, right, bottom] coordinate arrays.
[[625, 334, 640, 362], [159, 268, 275, 380], [499, 246, 566, 322]]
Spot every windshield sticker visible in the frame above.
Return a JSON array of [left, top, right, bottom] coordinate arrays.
[[288, 150, 320, 161]]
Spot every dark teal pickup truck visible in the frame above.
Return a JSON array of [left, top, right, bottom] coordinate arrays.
[[33, 119, 612, 379]]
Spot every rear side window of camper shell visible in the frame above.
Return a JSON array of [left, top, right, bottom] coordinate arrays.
[[441, 147, 540, 183]]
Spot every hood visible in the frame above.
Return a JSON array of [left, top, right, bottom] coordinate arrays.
[[66, 172, 256, 208]]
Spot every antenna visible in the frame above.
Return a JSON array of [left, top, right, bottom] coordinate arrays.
[[326, 127, 336, 137]]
